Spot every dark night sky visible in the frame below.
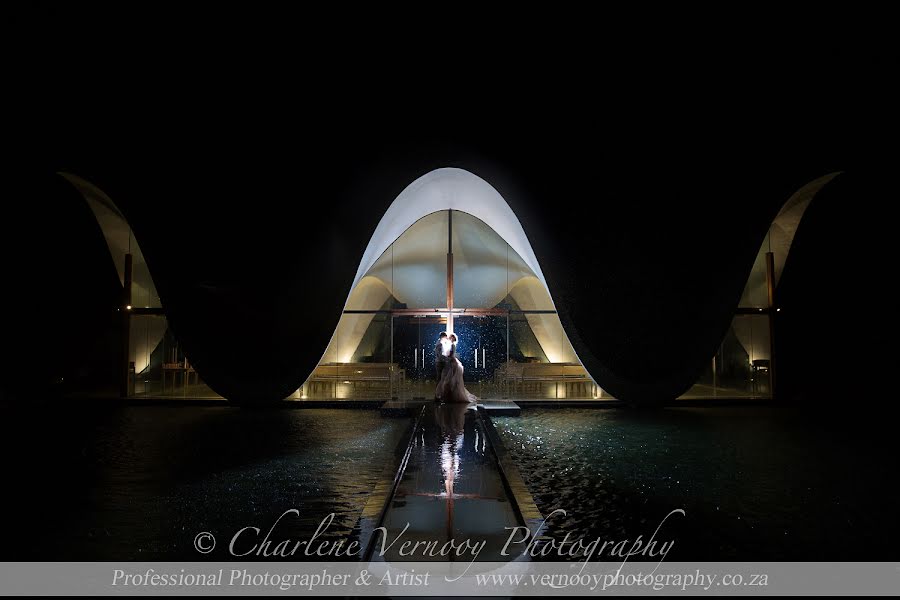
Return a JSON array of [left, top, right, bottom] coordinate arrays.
[[2, 9, 897, 404]]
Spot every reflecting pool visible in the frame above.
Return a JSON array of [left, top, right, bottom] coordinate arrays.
[[2, 406, 408, 560], [492, 407, 900, 561]]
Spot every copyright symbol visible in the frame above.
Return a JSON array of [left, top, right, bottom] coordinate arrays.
[[194, 532, 215, 554]]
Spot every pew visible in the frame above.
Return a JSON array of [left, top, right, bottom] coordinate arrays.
[[495, 361, 596, 399], [305, 362, 404, 399]]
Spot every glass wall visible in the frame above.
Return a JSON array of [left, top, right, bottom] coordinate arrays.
[[505, 312, 597, 399], [344, 211, 449, 311], [129, 230, 162, 309], [390, 314, 447, 401], [324, 207, 777, 403], [454, 315, 509, 399], [73, 166, 781, 403], [679, 314, 772, 398], [391, 211, 449, 309], [295, 209, 602, 402], [297, 312, 398, 400], [122, 207, 773, 403], [738, 230, 771, 309], [679, 225, 775, 400], [452, 211, 511, 309], [128, 314, 217, 397], [452, 210, 556, 310]]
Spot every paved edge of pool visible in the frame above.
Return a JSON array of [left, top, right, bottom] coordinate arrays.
[[357, 405, 425, 561], [477, 408, 545, 539]]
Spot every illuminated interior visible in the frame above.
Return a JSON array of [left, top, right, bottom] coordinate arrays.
[[61, 172, 217, 399], [294, 168, 598, 401], [62, 167, 837, 401], [683, 172, 842, 399], [296, 207, 596, 401]]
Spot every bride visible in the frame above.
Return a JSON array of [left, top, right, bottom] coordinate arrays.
[[435, 333, 478, 404]]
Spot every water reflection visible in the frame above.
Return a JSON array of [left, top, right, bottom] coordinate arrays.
[[434, 401, 469, 496], [493, 407, 900, 561], [434, 402, 473, 543], [377, 401, 519, 562], [2, 406, 408, 560]]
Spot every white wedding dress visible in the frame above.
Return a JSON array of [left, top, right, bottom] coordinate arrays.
[[435, 341, 477, 404]]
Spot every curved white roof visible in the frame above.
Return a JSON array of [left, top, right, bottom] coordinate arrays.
[[350, 167, 549, 299]]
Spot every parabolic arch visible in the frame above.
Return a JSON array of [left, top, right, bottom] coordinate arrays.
[[301, 168, 594, 400]]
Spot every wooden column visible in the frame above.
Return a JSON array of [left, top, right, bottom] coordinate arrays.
[[765, 251, 776, 399], [447, 209, 454, 333], [121, 253, 133, 398]]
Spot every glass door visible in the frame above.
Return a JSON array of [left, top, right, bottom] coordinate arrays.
[[392, 314, 448, 400], [452, 314, 508, 399]]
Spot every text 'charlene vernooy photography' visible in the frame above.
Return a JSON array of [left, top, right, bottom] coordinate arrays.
[[2, 77, 899, 596]]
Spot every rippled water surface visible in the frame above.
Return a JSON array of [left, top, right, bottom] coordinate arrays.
[[492, 407, 899, 561], [5, 404, 897, 562], [3, 406, 408, 560]]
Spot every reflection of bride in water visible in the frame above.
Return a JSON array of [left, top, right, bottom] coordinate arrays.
[[434, 400, 475, 534], [434, 401, 470, 501], [435, 333, 478, 404]]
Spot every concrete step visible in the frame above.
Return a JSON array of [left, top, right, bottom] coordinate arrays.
[[379, 398, 431, 417], [478, 399, 521, 416]]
